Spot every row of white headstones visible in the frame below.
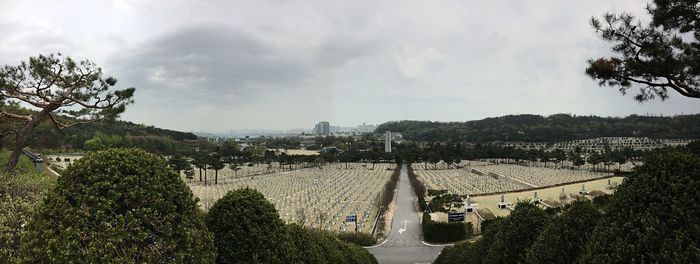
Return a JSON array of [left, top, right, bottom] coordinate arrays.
[[187, 163, 397, 233]]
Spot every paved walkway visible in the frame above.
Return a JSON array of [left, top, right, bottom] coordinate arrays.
[[367, 164, 445, 264]]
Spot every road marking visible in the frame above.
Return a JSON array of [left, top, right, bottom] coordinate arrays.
[[398, 219, 410, 234], [363, 238, 389, 249], [420, 240, 454, 247]]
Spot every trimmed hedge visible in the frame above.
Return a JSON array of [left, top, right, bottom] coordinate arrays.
[[337, 232, 378, 247], [288, 225, 378, 264], [206, 188, 295, 263], [376, 164, 401, 237], [407, 164, 427, 211], [19, 148, 216, 263], [422, 212, 473, 243]]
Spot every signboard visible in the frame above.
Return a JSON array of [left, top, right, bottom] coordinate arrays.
[[448, 212, 465, 222], [345, 214, 357, 223]]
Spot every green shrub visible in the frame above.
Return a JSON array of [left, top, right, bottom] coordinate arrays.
[[434, 203, 550, 264], [0, 171, 54, 262], [287, 225, 378, 264], [524, 200, 602, 264], [19, 148, 215, 263], [434, 218, 505, 264], [483, 202, 551, 263], [436, 150, 700, 264], [206, 188, 295, 264], [337, 232, 378, 246], [407, 165, 427, 211], [376, 165, 400, 237], [422, 212, 473, 243], [578, 151, 700, 263], [428, 189, 448, 196]]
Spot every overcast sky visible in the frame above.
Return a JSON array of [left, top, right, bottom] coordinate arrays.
[[1, 0, 698, 132]]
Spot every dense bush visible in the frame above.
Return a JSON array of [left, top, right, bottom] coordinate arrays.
[[422, 212, 473, 243], [436, 150, 700, 263], [337, 232, 378, 247], [19, 148, 215, 263], [287, 225, 378, 264], [483, 202, 551, 263], [206, 188, 295, 263], [579, 151, 700, 263], [407, 164, 427, 211], [434, 202, 550, 264], [207, 188, 379, 263], [524, 200, 602, 264], [434, 217, 504, 264], [375, 165, 401, 238], [0, 170, 54, 262]]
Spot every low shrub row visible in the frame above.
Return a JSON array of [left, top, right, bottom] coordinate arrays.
[[375, 164, 401, 237], [407, 164, 427, 211], [422, 212, 473, 243], [337, 232, 378, 247]]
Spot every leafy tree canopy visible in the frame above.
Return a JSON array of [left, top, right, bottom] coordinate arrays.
[[19, 148, 215, 263], [579, 150, 700, 263], [286, 224, 378, 264], [206, 188, 295, 263], [0, 54, 134, 171], [587, 0, 700, 101], [377, 114, 700, 142]]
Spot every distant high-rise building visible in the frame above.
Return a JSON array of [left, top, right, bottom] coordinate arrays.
[[357, 123, 377, 133], [314, 121, 330, 136], [384, 131, 392, 153]]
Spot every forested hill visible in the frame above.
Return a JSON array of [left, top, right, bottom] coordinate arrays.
[[23, 120, 199, 153], [0, 104, 198, 153], [376, 114, 700, 142]]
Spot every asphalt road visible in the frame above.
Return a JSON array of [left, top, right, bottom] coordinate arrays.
[[367, 164, 445, 264]]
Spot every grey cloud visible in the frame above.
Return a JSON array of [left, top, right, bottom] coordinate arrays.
[[313, 36, 377, 67], [3, 0, 698, 132], [0, 21, 76, 63], [110, 24, 381, 106], [111, 25, 313, 103]]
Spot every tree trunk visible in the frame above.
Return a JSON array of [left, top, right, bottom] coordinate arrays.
[[5, 109, 51, 172], [215, 170, 218, 185], [0, 132, 5, 150]]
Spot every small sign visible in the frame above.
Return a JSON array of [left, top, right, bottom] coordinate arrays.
[[345, 214, 357, 223], [448, 212, 465, 222]]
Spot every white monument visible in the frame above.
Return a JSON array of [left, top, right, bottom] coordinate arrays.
[[559, 187, 567, 200], [465, 194, 474, 213], [384, 131, 392, 153], [497, 194, 507, 209]]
